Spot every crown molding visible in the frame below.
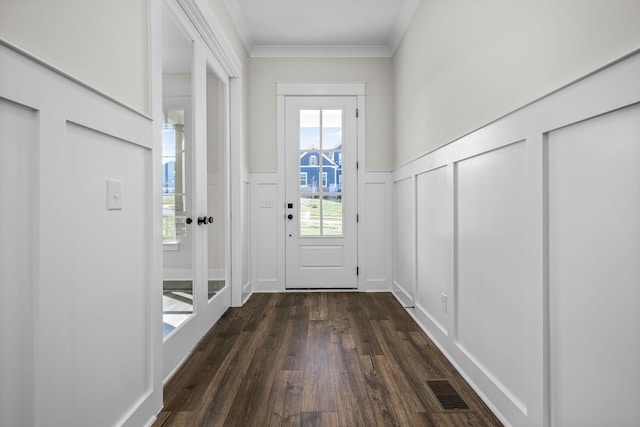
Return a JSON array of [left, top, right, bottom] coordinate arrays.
[[178, 0, 243, 77], [388, 0, 420, 55], [251, 45, 392, 58], [223, 0, 255, 54]]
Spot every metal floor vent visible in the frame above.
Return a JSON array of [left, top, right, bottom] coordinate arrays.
[[427, 380, 471, 411]]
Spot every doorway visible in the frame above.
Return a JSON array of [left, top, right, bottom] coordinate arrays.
[[284, 96, 358, 289], [160, 1, 231, 379]]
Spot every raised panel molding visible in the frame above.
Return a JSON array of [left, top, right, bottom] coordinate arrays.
[[392, 51, 640, 427], [0, 42, 160, 427], [393, 176, 416, 306], [547, 104, 640, 427], [251, 171, 393, 292], [456, 141, 527, 415], [359, 173, 393, 291], [0, 97, 37, 427], [251, 175, 284, 291]]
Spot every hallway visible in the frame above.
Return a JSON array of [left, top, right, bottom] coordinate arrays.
[[154, 293, 502, 426]]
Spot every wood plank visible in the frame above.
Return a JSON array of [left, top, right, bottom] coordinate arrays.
[[301, 320, 337, 412], [153, 292, 503, 426], [300, 411, 339, 427]]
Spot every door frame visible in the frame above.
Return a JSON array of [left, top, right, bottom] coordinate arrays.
[[276, 83, 366, 290], [158, 0, 242, 381]]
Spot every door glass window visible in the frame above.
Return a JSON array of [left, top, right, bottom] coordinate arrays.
[[162, 110, 187, 242], [298, 109, 343, 236]]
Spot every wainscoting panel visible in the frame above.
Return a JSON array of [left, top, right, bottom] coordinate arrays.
[[360, 175, 393, 290], [456, 141, 528, 414], [393, 176, 416, 305], [241, 178, 252, 301], [415, 166, 451, 335], [548, 103, 640, 427], [0, 42, 160, 427], [0, 97, 37, 427], [251, 176, 284, 291], [65, 123, 151, 427], [392, 51, 640, 427]]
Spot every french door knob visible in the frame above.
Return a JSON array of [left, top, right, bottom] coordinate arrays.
[[207, 216, 214, 224], [287, 214, 294, 220], [197, 217, 206, 225], [186, 217, 193, 225]]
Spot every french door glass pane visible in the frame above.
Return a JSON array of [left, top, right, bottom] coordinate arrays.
[[206, 69, 226, 301]]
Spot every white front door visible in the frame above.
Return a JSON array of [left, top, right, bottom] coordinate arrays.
[[285, 96, 358, 289]]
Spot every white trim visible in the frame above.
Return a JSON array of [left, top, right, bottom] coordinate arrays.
[[222, 0, 255, 54], [0, 38, 152, 119], [178, 0, 243, 77], [252, 45, 392, 58], [276, 82, 366, 96], [387, 0, 420, 55]]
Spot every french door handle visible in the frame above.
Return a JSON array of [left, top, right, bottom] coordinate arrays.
[[186, 217, 193, 225], [197, 216, 214, 225]]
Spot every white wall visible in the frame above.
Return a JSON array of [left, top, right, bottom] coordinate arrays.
[[0, 43, 159, 427], [393, 0, 640, 167], [0, 0, 149, 114], [249, 57, 393, 172], [393, 50, 640, 427]]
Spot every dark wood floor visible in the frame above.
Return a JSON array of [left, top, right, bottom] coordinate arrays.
[[154, 292, 503, 427]]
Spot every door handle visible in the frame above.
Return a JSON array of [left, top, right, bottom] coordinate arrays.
[[186, 217, 193, 225], [287, 214, 293, 220], [197, 216, 214, 225]]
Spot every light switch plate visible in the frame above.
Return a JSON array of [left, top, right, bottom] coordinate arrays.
[[259, 199, 275, 208], [107, 179, 122, 210]]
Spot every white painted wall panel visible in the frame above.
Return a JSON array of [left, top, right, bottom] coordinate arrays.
[[393, 177, 415, 303], [548, 104, 640, 427], [242, 179, 251, 299], [416, 166, 451, 333], [0, 98, 36, 427], [456, 141, 527, 412], [65, 124, 150, 427], [1, 42, 160, 426], [255, 181, 281, 287], [363, 182, 388, 282]]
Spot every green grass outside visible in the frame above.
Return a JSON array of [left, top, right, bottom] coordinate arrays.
[[300, 197, 343, 236]]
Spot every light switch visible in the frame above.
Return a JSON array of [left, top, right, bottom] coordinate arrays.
[[107, 179, 122, 210], [259, 199, 275, 208]]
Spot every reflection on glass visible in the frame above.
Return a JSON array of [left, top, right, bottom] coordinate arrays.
[[300, 194, 321, 236], [322, 196, 343, 235], [162, 280, 194, 337], [162, 105, 193, 338], [162, 4, 193, 339], [322, 110, 342, 149], [300, 110, 320, 150], [206, 70, 226, 301], [162, 111, 187, 242]]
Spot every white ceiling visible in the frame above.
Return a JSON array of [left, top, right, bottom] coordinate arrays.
[[224, 0, 421, 57]]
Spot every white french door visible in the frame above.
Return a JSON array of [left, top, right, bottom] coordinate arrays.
[[161, 1, 231, 379], [285, 96, 358, 289]]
